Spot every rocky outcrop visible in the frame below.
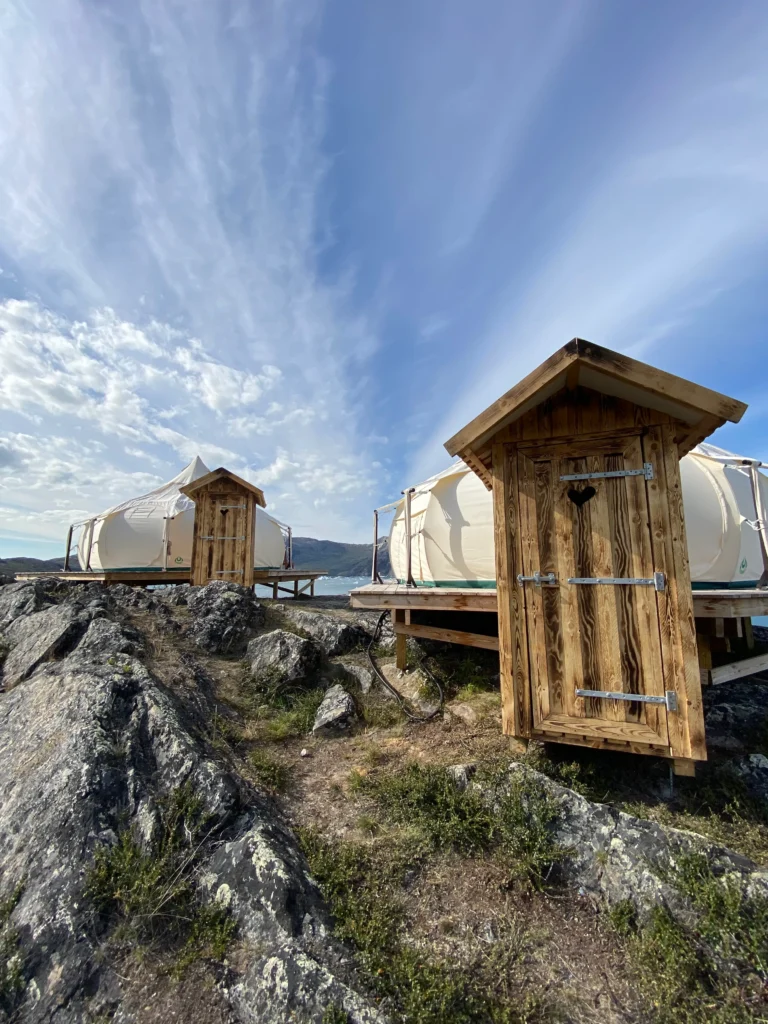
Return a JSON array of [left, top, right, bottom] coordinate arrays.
[[247, 630, 323, 688], [280, 608, 369, 656], [704, 676, 768, 753], [312, 684, 358, 736], [731, 753, 768, 803], [0, 584, 384, 1023], [186, 581, 266, 655], [460, 762, 766, 921], [334, 658, 375, 694]]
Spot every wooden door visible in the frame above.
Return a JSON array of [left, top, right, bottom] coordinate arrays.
[[516, 435, 672, 752], [197, 490, 252, 586]]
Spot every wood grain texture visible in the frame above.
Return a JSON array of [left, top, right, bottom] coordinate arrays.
[[493, 443, 531, 737]]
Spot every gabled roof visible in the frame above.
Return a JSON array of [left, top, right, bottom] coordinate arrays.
[[444, 339, 747, 463], [179, 467, 266, 507]]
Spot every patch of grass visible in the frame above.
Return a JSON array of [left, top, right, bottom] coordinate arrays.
[[0, 883, 25, 1013], [322, 1005, 351, 1024], [248, 747, 292, 792], [243, 667, 325, 741], [612, 854, 768, 1023], [300, 830, 551, 1024], [360, 696, 403, 729], [421, 649, 499, 703], [85, 785, 235, 974], [351, 763, 565, 889]]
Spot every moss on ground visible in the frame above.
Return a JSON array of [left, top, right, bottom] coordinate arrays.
[[85, 785, 235, 975]]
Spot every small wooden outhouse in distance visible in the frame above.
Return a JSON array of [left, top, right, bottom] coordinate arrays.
[[444, 339, 747, 775], [180, 468, 266, 588]]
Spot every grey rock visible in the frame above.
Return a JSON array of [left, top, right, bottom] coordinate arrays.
[[0, 572, 14, 586], [281, 608, 369, 656], [1, 603, 88, 688], [156, 583, 191, 606], [75, 617, 144, 660], [333, 657, 375, 693], [312, 684, 358, 736], [467, 762, 764, 921], [0, 578, 68, 629], [187, 581, 266, 655], [247, 630, 323, 687], [731, 753, 768, 802], [704, 676, 768, 752], [0, 615, 383, 1023]]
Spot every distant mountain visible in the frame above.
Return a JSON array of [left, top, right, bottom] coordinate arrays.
[[0, 556, 68, 576], [0, 543, 391, 580], [291, 538, 391, 578]]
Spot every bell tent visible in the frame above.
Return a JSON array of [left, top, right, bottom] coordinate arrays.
[[75, 457, 286, 572]]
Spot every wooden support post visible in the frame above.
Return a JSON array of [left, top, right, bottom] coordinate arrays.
[[697, 633, 712, 687], [294, 579, 299, 599], [310, 578, 315, 598], [745, 617, 755, 650], [508, 736, 529, 756], [272, 582, 278, 600], [673, 758, 696, 778]]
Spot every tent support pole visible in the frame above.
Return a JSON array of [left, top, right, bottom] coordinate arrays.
[[371, 510, 384, 584], [288, 527, 293, 569], [162, 517, 170, 569], [63, 525, 73, 571], [403, 488, 416, 587], [85, 521, 95, 572]]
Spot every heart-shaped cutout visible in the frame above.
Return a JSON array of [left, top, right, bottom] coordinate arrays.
[[568, 486, 596, 508]]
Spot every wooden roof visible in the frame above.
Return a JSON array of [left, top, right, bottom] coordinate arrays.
[[179, 467, 267, 507], [444, 339, 746, 467]]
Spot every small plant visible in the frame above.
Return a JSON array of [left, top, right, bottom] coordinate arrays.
[[322, 1005, 350, 1024], [0, 883, 25, 1013], [243, 668, 325, 741], [85, 785, 235, 973], [249, 747, 291, 792]]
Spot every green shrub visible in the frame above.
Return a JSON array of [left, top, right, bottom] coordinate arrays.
[[249, 747, 292, 792], [352, 763, 564, 888], [243, 668, 325, 740], [613, 854, 768, 1023], [85, 785, 235, 973]]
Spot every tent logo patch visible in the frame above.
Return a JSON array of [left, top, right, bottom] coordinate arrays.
[[740, 557, 748, 574]]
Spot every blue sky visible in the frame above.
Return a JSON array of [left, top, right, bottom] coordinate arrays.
[[1, 0, 767, 558]]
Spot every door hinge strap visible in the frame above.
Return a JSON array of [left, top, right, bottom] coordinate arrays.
[[213, 570, 245, 575], [218, 505, 247, 509], [576, 688, 678, 712], [560, 463, 654, 482], [567, 572, 665, 591], [201, 536, 247, 541]]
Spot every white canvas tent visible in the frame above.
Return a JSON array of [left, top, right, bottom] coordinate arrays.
[[388, 445, 768, 589], [75, 457, 286, 572]]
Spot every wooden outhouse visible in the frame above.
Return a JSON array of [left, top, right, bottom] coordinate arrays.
[[180, 468, 266, 588], [444, 339, 747, 774]]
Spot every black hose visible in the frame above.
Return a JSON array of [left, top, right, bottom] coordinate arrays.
[[365, 611, 444, 722]]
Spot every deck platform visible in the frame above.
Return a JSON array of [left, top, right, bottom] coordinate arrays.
[[350, 583, 768, 618], [15, 568, 327, 597]]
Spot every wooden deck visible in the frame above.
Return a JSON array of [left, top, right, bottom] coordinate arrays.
[[15, 567, 327, 597], [350, 582, 768, 618]]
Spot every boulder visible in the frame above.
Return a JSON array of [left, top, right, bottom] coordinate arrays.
[[75, 617, 144, 660], [0, 618, 384, 1023], [0, 572, 14, 587], [280, 608, 369, 656], [247, 630, 323, 688], [186, 581, 266, 655], [731, 753, 768, 803], [1, 603, 89, 688], [312, 684, 358, 736], [704, 676, 768, 753], [461, 762, 765, 921], [333, 657, 375, 694], [0, 578, 68, 629]]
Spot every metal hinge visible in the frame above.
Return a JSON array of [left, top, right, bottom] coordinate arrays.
[[567, 572, 665, 592], [560, 463, 654, 482], [576, 688, 678, 712], [218, 505, 247, 509], [213, 570, 244, 575], [201, 536, 247, 541], [517, 571, 557, 586]]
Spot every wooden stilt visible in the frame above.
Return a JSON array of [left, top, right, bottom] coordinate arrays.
[[745, 617, 755, 650], [272, 582, 278, 600], [508, 736, 529, 756], [673, 758, 696, 777], [697, 633, 712, 687]]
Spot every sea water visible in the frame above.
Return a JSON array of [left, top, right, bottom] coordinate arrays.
[[253, 575, 376, 599]]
